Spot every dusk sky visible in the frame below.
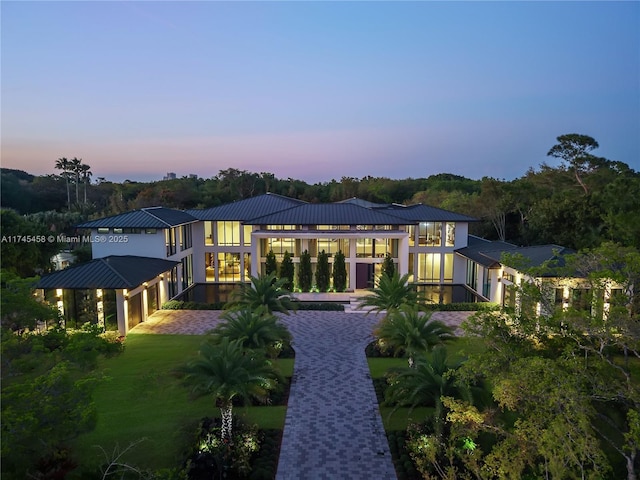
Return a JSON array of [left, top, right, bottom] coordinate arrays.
[[2, 1, 639, 184]]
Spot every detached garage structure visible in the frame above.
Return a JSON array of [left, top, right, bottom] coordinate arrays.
[[36, 255, 179, 336]]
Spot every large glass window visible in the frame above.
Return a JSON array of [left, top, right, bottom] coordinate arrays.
[[243, 225, 253, 246], [165, 228, 177, 256], [205, 253, 215, 282], [407, 226, 415, 247], [262, 238, 300, 258], [204, 222, 214, 245], [182, 224, 192, 250], [218, 252, 241, 282], [443, 253, 453, 282], [217, 221, 241, 246], [317, 238, 350, 257], [466, 259, 477, 290], [375, 238, 398, 258], [417, 253, 441, 282], [445, 223, 455, 247], [182, 254, 193, 289], [356, 238, 374, 258], [418, 222, 442, 246]]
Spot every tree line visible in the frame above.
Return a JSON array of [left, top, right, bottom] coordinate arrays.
[[2, 134, 639, 253]]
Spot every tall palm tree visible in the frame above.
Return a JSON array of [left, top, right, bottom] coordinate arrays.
[[226, 273, 296, 315], [69, 157, 82, 205], [210, 307, 292, 358], [385, 345, 471, 437], [374, 304, 454, 368], [357, 272, 425, 316], [179, 338, 282, 441], [80, 163, 92, 205], [54, 157, 71, 210]]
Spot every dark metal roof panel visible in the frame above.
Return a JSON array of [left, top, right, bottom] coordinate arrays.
[[36, 256, 179, 289], [456, 240, 574, 274], [245, 203, 410, 225], [380, 204, 478, 222], [187, 193, 306, 221], [336, 197, 390, 208], [77, 208, 197, 229]]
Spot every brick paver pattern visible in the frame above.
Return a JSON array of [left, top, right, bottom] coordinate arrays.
[[130, 309, 472, 479]]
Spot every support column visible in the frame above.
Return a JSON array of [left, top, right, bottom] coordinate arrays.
[[349, 237, 357, 291], [398, 234, 409, 277], [115, 289, 128, 336]]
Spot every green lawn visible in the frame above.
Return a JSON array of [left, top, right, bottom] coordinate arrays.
[[72, 334, 291, 472]]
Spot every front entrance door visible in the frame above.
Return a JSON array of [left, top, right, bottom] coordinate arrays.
[[356, 263, 374, 289]]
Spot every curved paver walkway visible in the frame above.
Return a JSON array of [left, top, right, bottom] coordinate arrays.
[[130, 309, 474, 478], [276, 311, 396, 480]]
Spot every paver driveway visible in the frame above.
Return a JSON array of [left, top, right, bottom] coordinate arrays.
[[276, 311, 396, 480], [131, 309, 473, 478]]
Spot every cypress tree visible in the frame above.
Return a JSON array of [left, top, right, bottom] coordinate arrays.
[[332, 250, 347, 292], [316, 250, 330, 292], [298, 250, 312, 292], [280, 250, 294, 292], [265, 249, 278, 278], [381, 253, 396, 278]]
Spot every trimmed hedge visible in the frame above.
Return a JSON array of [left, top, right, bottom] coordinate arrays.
[[422, 302, 500, 312], [293, 302, 345, 311], [161, 300, 226, 310]]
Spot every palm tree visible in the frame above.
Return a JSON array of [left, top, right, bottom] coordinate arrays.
[[385, 345, 471, 437], [80, 163, 92, 205], [210, 307, 292, 358], [69, 157, 82, 205], [179, 338, 282, 441], [226, 273, 296, 315], [54, 157, 71, 210], [357, 272, 425, 316], [374, 304, 454, 368]]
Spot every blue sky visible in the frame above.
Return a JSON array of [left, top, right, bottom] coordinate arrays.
[[2, 1, 638, 183]]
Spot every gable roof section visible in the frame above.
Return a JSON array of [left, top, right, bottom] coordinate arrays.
[[36, 256, 179, 289], [77, 207, 197, 229], [187, 193, 306, 221], [245, 202, 411, 225]]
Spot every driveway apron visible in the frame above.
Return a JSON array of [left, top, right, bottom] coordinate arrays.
[[276, 311, 397, 480]]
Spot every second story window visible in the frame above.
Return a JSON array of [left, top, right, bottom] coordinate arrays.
[[166, 228, 177, 256], [217, 221, 240, 246], [181, 224, 192, 250]]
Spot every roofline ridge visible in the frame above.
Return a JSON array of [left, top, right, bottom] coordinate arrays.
[[100, 257, 135, 288], [140, 208, 173, 227]]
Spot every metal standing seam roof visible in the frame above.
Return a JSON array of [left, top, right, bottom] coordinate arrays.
[[456, 240, 575, 275], [187, 193, 307, 221], [77, 207, 198, 229], [36, 256, 180, 289], [244, 202, 414, 225], [379, 204, 478, 222]]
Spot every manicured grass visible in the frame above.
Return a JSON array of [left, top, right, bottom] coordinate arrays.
[[72, 334, 291, 472], [368, 357, 408, 377], [379, 407, 435, 431]]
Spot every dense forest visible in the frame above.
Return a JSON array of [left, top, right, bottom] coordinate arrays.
[[2, 134, 639, 265]]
